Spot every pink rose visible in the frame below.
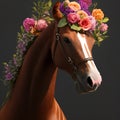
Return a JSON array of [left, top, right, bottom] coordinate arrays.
[[35, 19, 48, 31], [99, 23, 108, 32], [23, 18, 35, 32], [78, 17, 92, 31], [67, 13, 80, 24]]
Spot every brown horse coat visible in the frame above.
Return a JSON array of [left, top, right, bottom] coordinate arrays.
[[0, 22, 66, 120]]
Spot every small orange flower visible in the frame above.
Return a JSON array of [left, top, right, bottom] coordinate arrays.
[[77, 10, 88, 19], [92, 9, 104, 20], [68, 1, 81, 11], [30, 27, 39, 35]]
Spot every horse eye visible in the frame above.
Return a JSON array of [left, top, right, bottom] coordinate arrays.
[[63, 37, 71, 44]]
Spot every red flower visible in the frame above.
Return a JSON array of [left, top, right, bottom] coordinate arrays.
[[78, 17, 92, 31]]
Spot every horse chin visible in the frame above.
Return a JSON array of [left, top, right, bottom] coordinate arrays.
[[72, 72, 99, 94]]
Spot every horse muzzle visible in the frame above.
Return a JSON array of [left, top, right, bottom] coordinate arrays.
[[73, 72, 102, 94]]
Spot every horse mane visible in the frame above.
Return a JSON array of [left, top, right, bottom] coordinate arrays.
[[1, 21, 57, 107]]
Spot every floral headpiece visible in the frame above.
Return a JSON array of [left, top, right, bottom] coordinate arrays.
[[55, 0, 109, 45]]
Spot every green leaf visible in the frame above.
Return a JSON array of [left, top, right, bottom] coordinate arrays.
[[32, 7, 37, 12], [20, 26, 24, 33], [3, 62, 7, 66], [103, 31, 108, 35], [45, 0, 52, 9], [102, 17, 109, 23], [95, 41, 101, 46], [58, 17, 67, 27], [98, 36, 104, 42], [33, 2, 37, 7], [70, 24, 81, 31]]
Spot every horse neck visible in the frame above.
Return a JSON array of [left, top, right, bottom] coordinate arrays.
[[11, 22, 57, 109]]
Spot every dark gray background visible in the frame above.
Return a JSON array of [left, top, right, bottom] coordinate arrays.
[[0, 0, 119, 120]]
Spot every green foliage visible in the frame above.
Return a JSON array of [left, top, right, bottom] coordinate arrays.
[[70, 24, 81, 31], [92, 28, 109, 46], [58, 17, 68, 27], [32, 0, 53, 23], [100, 17, 109, 23], [89, 2, 98, 12]]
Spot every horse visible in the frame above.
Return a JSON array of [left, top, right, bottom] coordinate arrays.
[[0, 3, 102, 120]]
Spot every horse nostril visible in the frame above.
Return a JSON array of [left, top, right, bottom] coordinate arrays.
[[87, 77, 93, 87]]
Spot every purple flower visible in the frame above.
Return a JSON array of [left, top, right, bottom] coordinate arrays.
[[13, 56, 17, 66], [84, 9, 91, 15], [79, 1, 88, 10], [60, 3, 65, 13], [22, 34, 28, 39], [78, 0, 92, 15], [17, 41, 26, 53], [60, 3, 74, 15], [4, 63, 10, 73], [88, 16, 96, 30], [5, 72, 13, 80], [78, 0, 92, 7]]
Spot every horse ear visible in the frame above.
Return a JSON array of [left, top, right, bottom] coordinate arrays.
[[52, 2, 63, 22]]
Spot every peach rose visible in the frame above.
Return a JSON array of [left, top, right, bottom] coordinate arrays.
[[77, 10, 88, 19], [68, 1, 81, 11], [92, 9, 104, 20]]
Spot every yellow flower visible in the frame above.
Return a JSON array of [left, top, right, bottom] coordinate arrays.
[[92, 9, 104, 20], [68, 1, 81, 11], [77, 10, 88, 19]]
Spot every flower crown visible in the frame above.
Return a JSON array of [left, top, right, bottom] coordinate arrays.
[[55, 0, 109, 45]]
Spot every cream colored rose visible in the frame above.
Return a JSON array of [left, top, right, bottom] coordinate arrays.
[[68, 1, 81, 11], [77, 10, 88, 19]]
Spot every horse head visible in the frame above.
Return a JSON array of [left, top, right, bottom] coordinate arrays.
[[52, 1, 102, 94]]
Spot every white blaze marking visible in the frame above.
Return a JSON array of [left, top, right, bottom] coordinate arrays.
[[77, 32, 102, 85], [77, 33, 91, 58]]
